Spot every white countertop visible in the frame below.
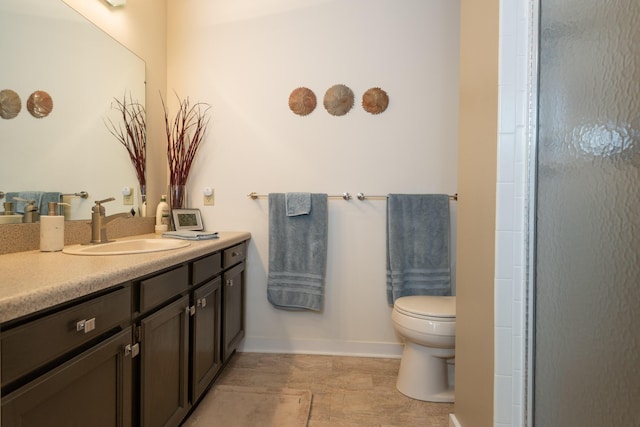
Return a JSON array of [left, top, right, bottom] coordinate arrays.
[[0, 231, 251, 324]]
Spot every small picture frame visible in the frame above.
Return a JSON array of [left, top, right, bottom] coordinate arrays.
[[171, 208, 204, 231]]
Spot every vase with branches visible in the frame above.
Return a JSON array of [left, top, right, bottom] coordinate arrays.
[[104, 92, 147, 215], [161, 92, 211, 209]]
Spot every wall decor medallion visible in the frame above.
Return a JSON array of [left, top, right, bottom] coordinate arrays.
[[288, 87, 317, 116], [0, 89, 22, 119], [323, 84, 354, 116], [26, 90, 53, 118], [362, 87, 389, 114]]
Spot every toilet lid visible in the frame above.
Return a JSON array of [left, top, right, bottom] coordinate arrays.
[[394, 296, 456, 319]]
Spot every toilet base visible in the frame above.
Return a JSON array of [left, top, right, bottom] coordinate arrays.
[[396, 340, 455, 403]]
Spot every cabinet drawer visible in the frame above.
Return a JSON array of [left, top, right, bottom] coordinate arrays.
[[1, 286, 131, 389], [223, 242, 246, 268], [139, 265, 188, 314], [192, 252, 222, 285]]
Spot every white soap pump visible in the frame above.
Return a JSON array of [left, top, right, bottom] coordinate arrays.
[[40, 202, 69, 252]]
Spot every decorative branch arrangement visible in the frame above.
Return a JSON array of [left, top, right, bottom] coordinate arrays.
[[104, 92, 146, 188], [161, 92, 211, 188]]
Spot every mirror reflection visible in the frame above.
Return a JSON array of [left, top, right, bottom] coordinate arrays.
[[0, 0, 146, 221]]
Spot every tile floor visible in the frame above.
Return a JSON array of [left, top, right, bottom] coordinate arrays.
[[198, 352, 453, 427]]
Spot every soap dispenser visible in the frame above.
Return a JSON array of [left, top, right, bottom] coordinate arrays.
[[40, 202, 65, 252]]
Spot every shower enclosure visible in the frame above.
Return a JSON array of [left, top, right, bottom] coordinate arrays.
[[531, 0, 639, 425]]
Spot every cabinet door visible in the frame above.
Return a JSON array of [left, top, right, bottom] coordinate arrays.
[[222, 262, 245, 362], [2, 327, 133, 427], [139, 295, 190, 427], [191, 277, 222, 402]]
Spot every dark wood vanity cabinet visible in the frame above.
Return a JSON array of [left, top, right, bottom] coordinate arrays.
[[2, 328, 134, 427], [223, 262, 245, 362], [138, 295, 190, 427], [0, 239, 247, 427], [1, 286, 134, 427], [191, 276, 222, 402]]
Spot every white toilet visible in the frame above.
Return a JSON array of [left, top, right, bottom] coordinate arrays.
[[391, 295, 456, 402]]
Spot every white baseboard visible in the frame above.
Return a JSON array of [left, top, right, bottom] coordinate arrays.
[[238, 336, 403, 358], [449, 413, 462, 427]]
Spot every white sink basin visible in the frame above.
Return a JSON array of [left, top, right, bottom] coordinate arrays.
[[63, 238, 190, 256]]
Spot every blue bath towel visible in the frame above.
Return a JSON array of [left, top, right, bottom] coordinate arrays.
[[6, 191, 45, 214], [6, 191, 62, 215], [386, 194, 451, 304], [268, 193, 328, 311]]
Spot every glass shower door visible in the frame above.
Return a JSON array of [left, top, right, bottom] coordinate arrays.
[[534, 0, 639, 425]]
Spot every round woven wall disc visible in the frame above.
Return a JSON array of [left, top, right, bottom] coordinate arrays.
[[323, 84, 354, 116], [0, 89, 22, 119], [27, 90, 53, 118], [289, 87, 317, 116], [362, 87, 389, 114]]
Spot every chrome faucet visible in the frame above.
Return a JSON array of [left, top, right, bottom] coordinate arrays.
[[90, 197, 131, 244]]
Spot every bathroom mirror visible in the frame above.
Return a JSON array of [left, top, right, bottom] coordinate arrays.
[[0, 0, 146, 220]]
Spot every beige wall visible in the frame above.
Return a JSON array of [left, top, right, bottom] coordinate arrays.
[[165, 0, 461, 356], [63, 0, 168, 210], [455, 0, 499, 425]]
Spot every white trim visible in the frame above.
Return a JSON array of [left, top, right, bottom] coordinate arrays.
[[239, 337, 403, 359], [450, 413, 462, 427]]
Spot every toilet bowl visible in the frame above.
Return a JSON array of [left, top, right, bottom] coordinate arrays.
[[392, 295, 456, 402]]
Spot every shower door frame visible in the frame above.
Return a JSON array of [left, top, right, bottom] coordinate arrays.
[[525, 1, 540, 426]]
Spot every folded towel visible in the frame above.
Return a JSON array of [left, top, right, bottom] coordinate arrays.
[[286, 192, 311, 216], [268, 193, 328, 311], [163, 230, 218, 240], [386, 194, 451, 304]]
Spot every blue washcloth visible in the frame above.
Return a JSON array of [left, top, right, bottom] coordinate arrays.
[[6, 191, 45, 214], [386, 194, 451, 304], [286, 192, 311, 216], [268, 193, 328, 311]]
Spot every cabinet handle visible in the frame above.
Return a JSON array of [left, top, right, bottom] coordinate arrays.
[[226, 279, 234, 287], [76, 317, 96, 334], [231, 251, 240, 257], [197, 297, 207, 308], [124, 343, 140, 358], [187, 305, 196, 316]]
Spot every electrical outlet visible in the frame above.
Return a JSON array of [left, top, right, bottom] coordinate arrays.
[[204, 188, 214, 206]]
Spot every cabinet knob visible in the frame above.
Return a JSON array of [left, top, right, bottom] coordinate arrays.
[[124, 343, 140, 358], [76, 317, 96, 334]]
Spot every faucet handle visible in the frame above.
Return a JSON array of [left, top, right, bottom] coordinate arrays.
[[92, 197, 115, 215]]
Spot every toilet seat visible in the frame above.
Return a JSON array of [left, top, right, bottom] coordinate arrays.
[[394, 296, 456, 321]]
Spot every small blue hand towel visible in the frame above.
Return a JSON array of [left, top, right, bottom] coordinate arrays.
[[268, 193, 328, 311], [386, 194, 451, 304], [286, 192, 311, 216]]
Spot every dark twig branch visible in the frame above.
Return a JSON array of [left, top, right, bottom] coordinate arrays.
[[104, 92, 146, 187], [161, 91, 211, 188]]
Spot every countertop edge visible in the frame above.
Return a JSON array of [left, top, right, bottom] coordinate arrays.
[[0, 231, 251, 324]]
